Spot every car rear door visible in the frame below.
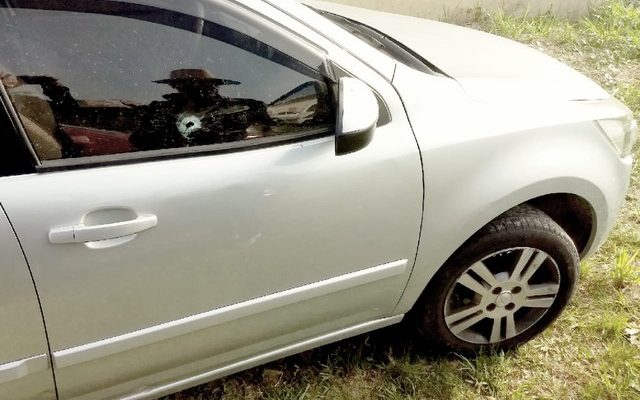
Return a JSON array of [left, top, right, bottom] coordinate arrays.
[[0, 126, 55, 399], [0, 0, 422, 398]]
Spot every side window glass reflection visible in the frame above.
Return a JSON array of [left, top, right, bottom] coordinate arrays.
[[0, 2, 334, 161], [131, 68, 274, 150]]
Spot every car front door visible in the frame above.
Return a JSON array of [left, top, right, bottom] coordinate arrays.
[[0, 1, 422, 398]]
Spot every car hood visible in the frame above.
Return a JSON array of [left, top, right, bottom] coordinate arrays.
[[306, 1, 609, 102]]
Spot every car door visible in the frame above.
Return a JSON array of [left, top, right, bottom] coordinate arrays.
[[0, 0, 422, 398], [0, 130, 55, 399]]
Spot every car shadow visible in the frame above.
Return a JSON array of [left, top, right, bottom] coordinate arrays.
[[162, 319, 517, 399]]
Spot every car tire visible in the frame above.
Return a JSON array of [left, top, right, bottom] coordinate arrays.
[[415, 204, 579, 353]]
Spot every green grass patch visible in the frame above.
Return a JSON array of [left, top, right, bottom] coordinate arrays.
[[481, 0, 640, 60], [582, 342, 640, 399], [612, 249, 640, 289], [617, 84, 640, 120], [580, 0, 640, 60]]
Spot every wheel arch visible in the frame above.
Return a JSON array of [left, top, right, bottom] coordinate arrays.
[[526, 193, 595, 257], [410, 203, 580, 350], [393, 110, 632, 316], [394, 176, 608, 316]]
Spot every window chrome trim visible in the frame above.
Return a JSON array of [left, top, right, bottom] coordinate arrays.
[[37, 128, 334, 172]]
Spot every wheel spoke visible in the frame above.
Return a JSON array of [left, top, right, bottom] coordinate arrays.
[[511, 248, 535, 280], [457, 273, 489, 295], [521, 252, 548, 283], [527, 283, 559, 297], [505, 313, 517, 339], [489, 317, 502, 342], [445, 305, 482, 325], [445, 243, 563, 345], [523, 297, 555, 308], [469, 261, 500, 287], [449, 311, 486, 334]]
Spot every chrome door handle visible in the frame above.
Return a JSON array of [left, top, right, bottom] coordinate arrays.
[[49, 214, 157, 244]]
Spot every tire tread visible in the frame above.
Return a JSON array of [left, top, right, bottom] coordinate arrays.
[[476, 204, 579, 263]]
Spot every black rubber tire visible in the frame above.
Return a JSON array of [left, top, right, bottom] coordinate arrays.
[[414, 204, 579, 353]]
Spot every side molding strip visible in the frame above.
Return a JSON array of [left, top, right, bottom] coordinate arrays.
[[122, 315, 404, 400], [54, 259, 408, 369], [0, 354, 49, 384]]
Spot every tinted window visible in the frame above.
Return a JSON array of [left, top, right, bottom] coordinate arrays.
[[0, 1, 333, 161], [0, 97, 35, 176]]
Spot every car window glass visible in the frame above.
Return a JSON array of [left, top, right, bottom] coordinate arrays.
[[0, 1, 334, 161], [0, 98, 35, 176]]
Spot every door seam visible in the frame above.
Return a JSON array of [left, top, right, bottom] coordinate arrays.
[[389, 64, 428, 315], [1, 203, 59, 399]]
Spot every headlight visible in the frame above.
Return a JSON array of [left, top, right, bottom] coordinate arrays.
[[596, 115, 638, 157]]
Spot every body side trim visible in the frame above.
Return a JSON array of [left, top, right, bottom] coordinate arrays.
[[0, 354, 49, 384], [119, 315, 404, 400], [54, 259, 408, 369]]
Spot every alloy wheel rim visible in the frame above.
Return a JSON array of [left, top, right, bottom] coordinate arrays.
[[444, 247, 561, 344]]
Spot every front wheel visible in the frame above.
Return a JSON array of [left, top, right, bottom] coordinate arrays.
[[416, 204, 579, 353]]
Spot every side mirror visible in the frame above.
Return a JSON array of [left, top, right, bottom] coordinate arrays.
[[335, 77, 379, 156]]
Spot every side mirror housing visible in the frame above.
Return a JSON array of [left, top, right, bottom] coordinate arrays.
[[335, 77, 379, 156]]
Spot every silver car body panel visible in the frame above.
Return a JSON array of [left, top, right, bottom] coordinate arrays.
[[0, 354, 49, 385], [298, 0, 632, 315], [0, 207, 55, 399], [390, 63, 632, 314], [103, 315, 403, 400], [53, 259, 408, 369], [0, 125, 422, 399], [0, 0, 634, 398], [0, 2, 423, 395], [304, 0, 609, 101]]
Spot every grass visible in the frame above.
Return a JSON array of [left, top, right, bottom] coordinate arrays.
[[613, 249, 640, 289], [165, 1, 640, 399]]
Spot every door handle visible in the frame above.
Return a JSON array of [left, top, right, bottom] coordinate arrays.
[[49, 214, 157, 244]]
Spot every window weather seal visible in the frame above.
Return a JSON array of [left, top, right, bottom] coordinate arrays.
[[37, 128, 334, 172], [0, 0, 322, 80], [0, 81, 41, 167]]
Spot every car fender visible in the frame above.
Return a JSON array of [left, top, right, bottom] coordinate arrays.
[[391, 66, 633, 316]]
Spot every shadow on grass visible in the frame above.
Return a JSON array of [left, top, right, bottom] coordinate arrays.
[[164, 320, 516, 400]]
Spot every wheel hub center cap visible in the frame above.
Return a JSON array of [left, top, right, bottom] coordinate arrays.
[[496, 292, 513, 307]]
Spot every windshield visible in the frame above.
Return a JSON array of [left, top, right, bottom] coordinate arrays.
[[316, 10, 444, 75]]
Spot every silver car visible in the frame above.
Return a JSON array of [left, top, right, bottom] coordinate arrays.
[[0, 0, 636, 399]]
